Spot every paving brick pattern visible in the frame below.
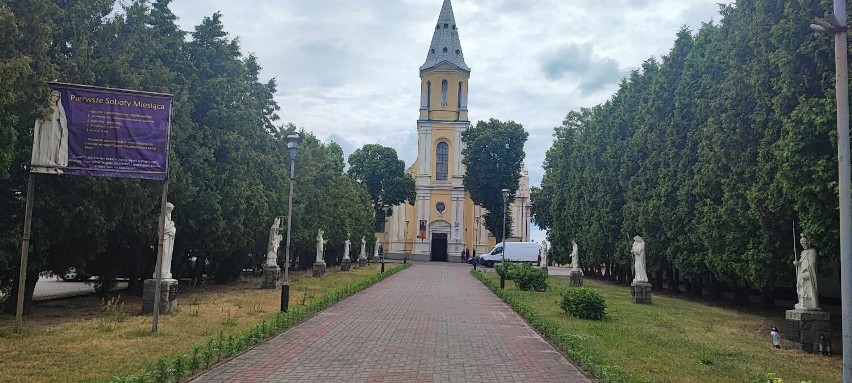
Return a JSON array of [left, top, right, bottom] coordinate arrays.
[[192, 262, 591, 383]]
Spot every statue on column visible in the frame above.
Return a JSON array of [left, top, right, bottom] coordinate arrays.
[[265, 217, 282, 268], [316, 229, 327, 264], [157, 202, 177, 279], [357, 236, 368, 267], [343, 239, 351, 261], [794, 234, 819, 310], [631, 235, 648, 283], [540, 240, 548, 267], [570, 240, 582, 271]]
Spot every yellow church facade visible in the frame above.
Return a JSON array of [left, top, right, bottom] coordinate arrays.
[[380, 0, 531, 262]]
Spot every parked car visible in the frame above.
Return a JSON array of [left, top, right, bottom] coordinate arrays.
[[61, 267, 92, 282], [477, 242, 541, 268]]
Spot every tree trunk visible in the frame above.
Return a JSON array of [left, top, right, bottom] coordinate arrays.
[[689, 277, 703, 297], [653, 268, 664, 290], [4, 270, 39, 315], [761, 287, 776, 311], [708, 273, 724, 302], [670, 266, 680, 294], [734, 282, 749, 306]]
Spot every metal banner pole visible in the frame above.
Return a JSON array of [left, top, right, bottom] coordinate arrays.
[[151, 179, 169, 333], [14, 174, 36, 334]]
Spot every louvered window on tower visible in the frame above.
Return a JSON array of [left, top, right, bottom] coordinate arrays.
[[426, 81, 432, 107], [458, 81, 464, 108], [441, 80, 448, 107], [436, 142, 449, 181]]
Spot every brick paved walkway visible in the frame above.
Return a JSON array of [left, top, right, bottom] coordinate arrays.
[[192, 262, 591, 383]]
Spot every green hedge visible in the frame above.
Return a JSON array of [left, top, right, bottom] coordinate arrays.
[[471, 270, 630, 383], [111, 263, 411, 383]]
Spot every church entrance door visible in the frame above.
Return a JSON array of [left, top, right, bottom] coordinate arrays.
[[430, 233, 448, 261]]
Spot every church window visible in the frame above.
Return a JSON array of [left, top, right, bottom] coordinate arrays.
[[441, 80, 448, 107], [436, 142, 449, 180], [426, 81, 431, 108], [444, 23, 448, 28], [430, 48, 435, 54], [443, 47, 448, 53], [436, 202, 446, 213], [455, 49, 460, 54], [452, 25, 456, 29], [458, 81, 464, 108]]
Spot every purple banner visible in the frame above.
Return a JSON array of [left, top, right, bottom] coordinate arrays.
[[30, 83, 172, 180]]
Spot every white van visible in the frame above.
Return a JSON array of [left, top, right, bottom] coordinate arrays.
[[478, 242, 541, 267]]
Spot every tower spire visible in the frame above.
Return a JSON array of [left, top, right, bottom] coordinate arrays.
[[421, 0, 469, 72]]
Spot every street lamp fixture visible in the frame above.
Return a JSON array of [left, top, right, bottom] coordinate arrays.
[[281, 133, 302, 312], [500, 188, 510, 289], [811, 4, 851, 379]]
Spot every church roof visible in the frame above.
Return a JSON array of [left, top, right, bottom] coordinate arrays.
[[420, 0, 469, 72]]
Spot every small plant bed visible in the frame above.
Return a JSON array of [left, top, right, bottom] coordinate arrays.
[[472, 270, 840, 383], [0, 263, 409, 383]]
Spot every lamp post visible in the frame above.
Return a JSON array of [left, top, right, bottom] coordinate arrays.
[[474, 216, 480, 252], [381, 204, 389, 273], [281, 133, 302, 312], [810, 6, 851, 379], [404, 220, 409, 264], [500, 188, 510, 289]]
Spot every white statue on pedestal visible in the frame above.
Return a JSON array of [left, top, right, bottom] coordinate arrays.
[[156, 202, 176, 279], [570, 240, 582, 271], [265, 217, 282, 268], [359, 237, 367, 260], [316, 229, 327, 265], [794, 234, 819, 310], [631, 235, 648, 283], [541, 240, 548, 267], [343, 239, 351, 261]]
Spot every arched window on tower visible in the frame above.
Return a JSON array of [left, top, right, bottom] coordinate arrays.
[[436, 142, 449, 181], [441, 80, 448, 107], [458, 81, 464, 108], [426, 81, 431, 108]]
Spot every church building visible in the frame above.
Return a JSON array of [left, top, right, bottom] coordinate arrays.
[[381, 0, 531, 262]]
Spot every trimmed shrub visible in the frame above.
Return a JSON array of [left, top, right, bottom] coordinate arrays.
[[561, 287, 606, 320], [511, 263, 548, 291]]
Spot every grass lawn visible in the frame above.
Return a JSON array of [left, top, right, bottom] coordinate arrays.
[[479, 271, 841, 383], [0, 264, 389, 383]]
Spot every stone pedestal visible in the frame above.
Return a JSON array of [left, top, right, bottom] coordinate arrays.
[[630, 282, 652, 304], [312, 262, 326, 277], [785, 309, 831, 353], [358, 258, 367, 268], [569, 269, 584, 287], [340, 259, 351, 271], [142, 279, 178, 314], [260, 266, 280, 289]]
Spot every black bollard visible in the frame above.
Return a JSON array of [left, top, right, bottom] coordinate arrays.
[[381, 258, 385, 273], [280, 283, 289, 312], [500, 273, 505, 289], [473, 260, 477, 271]]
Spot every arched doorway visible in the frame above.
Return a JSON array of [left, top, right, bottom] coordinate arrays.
[[429, 220, 450, 262]]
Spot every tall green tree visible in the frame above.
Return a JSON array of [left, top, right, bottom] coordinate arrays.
[[347, 144, 415, 230], [461, 118, 528, 240]]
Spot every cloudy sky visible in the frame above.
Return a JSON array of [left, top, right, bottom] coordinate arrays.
[[168, 0, 723, 241]]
